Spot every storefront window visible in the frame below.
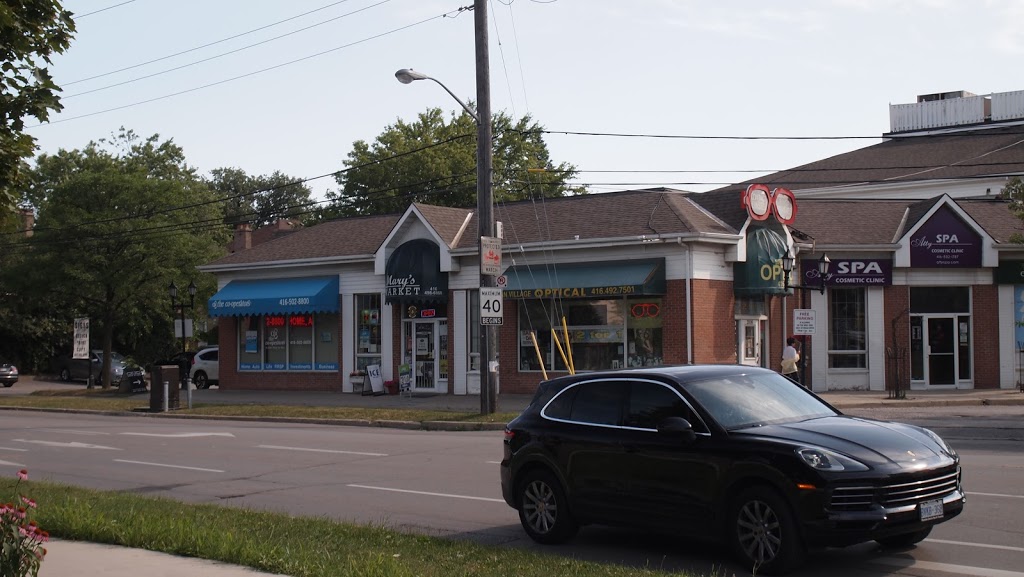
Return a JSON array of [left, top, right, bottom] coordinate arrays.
[[468, 291, 480, 371], [237, 313, 338, 372], [355, 294, 382, 372], [517, 298, 663, 372], [264, 315, 288, 370], [828, 288, 866, 368], [315, 313, 338, 370], [238, 316, 262, 370], [288, 314, 314, 370]]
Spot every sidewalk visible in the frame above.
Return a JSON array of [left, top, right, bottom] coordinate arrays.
[[40, 539, 287, 577]]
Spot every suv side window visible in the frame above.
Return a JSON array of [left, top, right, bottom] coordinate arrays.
[[543, 385, 578, 420], [626, 380, 705, 432], [568, 380, 626, 426]]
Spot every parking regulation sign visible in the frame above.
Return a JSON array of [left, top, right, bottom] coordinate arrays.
[[793, 309, 816, 335], [480, 287, 503, 325]]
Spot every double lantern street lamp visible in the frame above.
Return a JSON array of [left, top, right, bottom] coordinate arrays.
[[781, 252, 831, 295], [168, 280, 197, 390]]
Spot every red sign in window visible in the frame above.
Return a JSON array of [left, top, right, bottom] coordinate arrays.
[[420, 309, 436, 318], [265, 315, 286, 327], [289, 314, 314, 327]]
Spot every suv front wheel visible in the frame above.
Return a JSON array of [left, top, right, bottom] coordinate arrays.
[[729, 486, 805, 575], [516, 469, 578, 545], [193, 371, 209, 389]]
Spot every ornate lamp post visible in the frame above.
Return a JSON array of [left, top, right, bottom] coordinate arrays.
[[168, 280, 197, 391], [781, 252, 831, 294]]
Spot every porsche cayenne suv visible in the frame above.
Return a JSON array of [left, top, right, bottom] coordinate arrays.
[[500, 365, 965, 575]]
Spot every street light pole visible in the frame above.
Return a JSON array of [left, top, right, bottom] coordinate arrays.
[[393, 0, 498, 415]]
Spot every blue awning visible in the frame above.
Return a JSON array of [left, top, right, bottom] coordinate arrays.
[[208, 276, 339, 317], [502, 259, 665, 298]]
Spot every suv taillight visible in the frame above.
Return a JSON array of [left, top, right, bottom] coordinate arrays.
[[504, 429, 515, 442]]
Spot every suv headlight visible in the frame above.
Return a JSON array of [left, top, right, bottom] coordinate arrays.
[[797, 447, 869, 472], [920, 427, 957, 458]]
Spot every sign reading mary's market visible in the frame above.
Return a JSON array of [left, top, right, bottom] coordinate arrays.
[[909, 206, 982, 268]]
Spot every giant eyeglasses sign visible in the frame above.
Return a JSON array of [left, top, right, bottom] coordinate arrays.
[[741, 184, 797, 225]]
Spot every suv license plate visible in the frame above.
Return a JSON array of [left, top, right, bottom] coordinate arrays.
[[919, 499, 944, 521]]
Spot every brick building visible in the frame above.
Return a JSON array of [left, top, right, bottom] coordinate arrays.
[[200, 89, 1024, 394]]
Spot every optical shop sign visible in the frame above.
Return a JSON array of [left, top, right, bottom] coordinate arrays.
[[909, 206, 982, 268]]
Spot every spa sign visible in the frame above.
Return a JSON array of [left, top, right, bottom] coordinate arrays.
[[909, 206, 981, 268]]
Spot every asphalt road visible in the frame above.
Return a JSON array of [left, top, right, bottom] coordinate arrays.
[[1, 409, 1022, 577]]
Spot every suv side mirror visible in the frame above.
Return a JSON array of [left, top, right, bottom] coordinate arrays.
[[658, 416, 697, 444]]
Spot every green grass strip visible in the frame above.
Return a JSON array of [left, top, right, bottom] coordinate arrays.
[[1, 479, 703, 577]]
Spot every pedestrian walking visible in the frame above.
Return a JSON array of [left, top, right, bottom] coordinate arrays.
[[781, 337, 801, 385]]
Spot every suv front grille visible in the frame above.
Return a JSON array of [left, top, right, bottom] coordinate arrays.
[[830, 467, 960, 512]]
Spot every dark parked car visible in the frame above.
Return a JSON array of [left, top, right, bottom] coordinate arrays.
[[56, 350, 130, 386], [0, 358, 17, 387], [500, 365, 965, 575]]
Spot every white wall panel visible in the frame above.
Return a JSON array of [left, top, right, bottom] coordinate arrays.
[[453, 290, 468, 395], [998, 285, 1019, 389], [867, 287, 886, 391]]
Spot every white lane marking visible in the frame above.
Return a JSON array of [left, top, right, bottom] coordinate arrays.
[[121, 432, 236, 438], [0, 446, 28, 452], [926, 538, 1024, 553], [0, 459, 26, 467], [14, 439, 121, 450], [485, 460, 501, 464], [257, 445, 387, 457], [873, 556, 1024, 577], [347, 484, 504, 503], [114, 459, 224, 473], [967, 491, 1024, 499], [34, 428, 109, 436]]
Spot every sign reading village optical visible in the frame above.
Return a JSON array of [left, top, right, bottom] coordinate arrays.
[[909, 206, 982, 268]]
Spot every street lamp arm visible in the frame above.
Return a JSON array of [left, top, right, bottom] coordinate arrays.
[[394, 68, 480, 124]]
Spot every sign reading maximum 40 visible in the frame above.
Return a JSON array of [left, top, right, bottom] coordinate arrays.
[[480, 287, 503, 325]]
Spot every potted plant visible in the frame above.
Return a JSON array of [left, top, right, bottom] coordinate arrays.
[[384, 379, 398, 395]]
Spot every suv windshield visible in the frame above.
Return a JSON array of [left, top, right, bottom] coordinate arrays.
[[683, 373, 837, 430]]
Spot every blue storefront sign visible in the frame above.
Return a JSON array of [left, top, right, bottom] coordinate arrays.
[[909, 206, 982, 268]]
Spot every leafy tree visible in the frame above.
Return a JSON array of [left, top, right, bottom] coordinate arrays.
[[317, 107, 583, 219], [8, 129, 227, 387], [207, 168, 313, 227], [0, 0, 75, 213], [1001, 176, 1024, 243]]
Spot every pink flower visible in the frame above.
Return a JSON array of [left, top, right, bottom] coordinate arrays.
[[20, 495, 37, 508], [17, 469, 28, 481]]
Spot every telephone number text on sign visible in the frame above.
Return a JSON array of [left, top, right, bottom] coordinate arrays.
[[278, 297, 311, 306]]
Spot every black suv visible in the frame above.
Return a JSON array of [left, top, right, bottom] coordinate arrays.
[[500, 365, 965, 575]]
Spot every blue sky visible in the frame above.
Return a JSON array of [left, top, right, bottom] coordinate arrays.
[[30, 0, 1024, 199]]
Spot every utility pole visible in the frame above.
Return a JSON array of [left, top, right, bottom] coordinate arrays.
[[475, 0, 498, 414]]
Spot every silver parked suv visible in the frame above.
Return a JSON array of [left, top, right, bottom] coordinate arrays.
[[190, 346, 219, 389]]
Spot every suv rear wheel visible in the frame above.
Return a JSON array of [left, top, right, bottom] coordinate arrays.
[[59, 367, 71, 382], [193, 371, 209, 389], [517, 469, 578, 544]]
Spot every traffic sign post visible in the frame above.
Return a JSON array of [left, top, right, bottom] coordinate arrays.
[[480, 286, 503, 326]]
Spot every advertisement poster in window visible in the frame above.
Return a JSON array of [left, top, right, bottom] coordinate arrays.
[[245, 330, 258, 353], [1016, 286, 1024, 349]]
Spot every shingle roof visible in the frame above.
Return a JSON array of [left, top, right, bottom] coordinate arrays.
[[958, 199, 1024, 243], [713, 125, 1024, 194], [412, 203, 472, 247], [458, 188, 735, 249], [206, 213, 401, 266]]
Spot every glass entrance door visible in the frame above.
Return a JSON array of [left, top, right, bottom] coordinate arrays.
[[926, 317, 956, 385], [403, 321, 438, 391], [737, 318, 762, 367]]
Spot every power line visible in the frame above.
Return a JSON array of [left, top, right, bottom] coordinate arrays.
[[31, 8, 462, 127], [6, 132, 476, 237], [65, 0, 362, 85], [64, 0, 393, 99], [74, 0, 137, 19]]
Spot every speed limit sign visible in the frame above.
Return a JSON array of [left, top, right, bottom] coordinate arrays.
[[480, 287, 503, 325]]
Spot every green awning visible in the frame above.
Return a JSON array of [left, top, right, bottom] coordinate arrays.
[[734, 226, 791, 297], [502, 259, 665, 299]]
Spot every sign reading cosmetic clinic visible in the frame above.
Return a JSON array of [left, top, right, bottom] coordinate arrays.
[[802, 259, 892, 286], [909, 206, 982, 268]]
